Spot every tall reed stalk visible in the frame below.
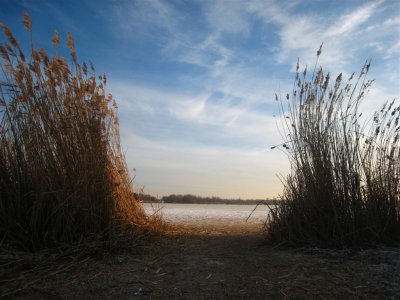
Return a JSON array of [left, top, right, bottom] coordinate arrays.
[[268, 45, 400, 247], [0, 13, 146, 250]]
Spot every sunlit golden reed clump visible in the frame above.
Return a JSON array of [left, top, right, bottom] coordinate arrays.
[[268, 44, 400, 247], [0, 13, 148, 250]]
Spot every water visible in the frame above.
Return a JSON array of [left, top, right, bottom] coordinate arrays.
[[144, 203, 270, 228]]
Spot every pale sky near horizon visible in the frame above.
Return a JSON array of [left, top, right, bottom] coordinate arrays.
[[1, 0, 399, 199]]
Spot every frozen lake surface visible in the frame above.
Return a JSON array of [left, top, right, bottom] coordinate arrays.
[[144, 203, 270, 228]]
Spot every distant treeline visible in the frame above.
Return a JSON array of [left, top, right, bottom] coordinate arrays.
[[138, 193, 278, 205]]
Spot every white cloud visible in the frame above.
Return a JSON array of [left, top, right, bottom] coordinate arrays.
[[111, 79, 280, 144], [166, 33, 234, 76], [169, 96, 207, 120], [326, 1, 383, 37], [248, 0, 396, 76], [108, 81, 181, 115], [113, 0, 180, 36], [105, 0, 400, 198], [205, 0, 251, 36], [385, 40, 400, 59], [361, 84, 400, 117]]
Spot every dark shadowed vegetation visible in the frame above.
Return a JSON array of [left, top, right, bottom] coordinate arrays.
[[268, 45, 400, 248], [0, 14, 152, 251]]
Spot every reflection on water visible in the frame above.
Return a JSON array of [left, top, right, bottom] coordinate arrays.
[[144, 203, 270, 227]]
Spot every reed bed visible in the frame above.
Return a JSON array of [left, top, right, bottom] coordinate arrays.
[[0, 13, 149, 251], [268, 45, 400, 247]]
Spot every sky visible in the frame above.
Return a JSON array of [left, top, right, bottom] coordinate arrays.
[[1, 0, 399, 199]]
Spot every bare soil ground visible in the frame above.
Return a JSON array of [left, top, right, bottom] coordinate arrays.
[[2, 222, 400, 299]]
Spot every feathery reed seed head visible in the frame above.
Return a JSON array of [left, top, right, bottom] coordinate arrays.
[[23, 12, 32, 31], [0, 13, 152, 250]]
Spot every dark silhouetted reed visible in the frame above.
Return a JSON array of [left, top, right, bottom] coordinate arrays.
[[268, 45, 400, 247]]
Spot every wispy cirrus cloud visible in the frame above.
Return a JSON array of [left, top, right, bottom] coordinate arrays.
[[2, 0, 398, 198], [204, 0, 251, 36], [325, 1, 383, 37], [93, 0, 400, 197], [113, 0, 181, 38], [248, 0, 399, 82]]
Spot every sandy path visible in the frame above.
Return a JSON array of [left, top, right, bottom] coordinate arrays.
[[7, 220, 400, 299]]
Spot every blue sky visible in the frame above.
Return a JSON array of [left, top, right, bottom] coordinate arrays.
[[1, 0, 399, 199]]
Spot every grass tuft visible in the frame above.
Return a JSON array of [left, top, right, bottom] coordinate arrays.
[[268, 45, 400, 248], [0, 13, 149, 251]]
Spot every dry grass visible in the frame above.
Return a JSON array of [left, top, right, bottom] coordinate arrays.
[[0, 13, 154, 251], [268, 44, 400, 247]]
